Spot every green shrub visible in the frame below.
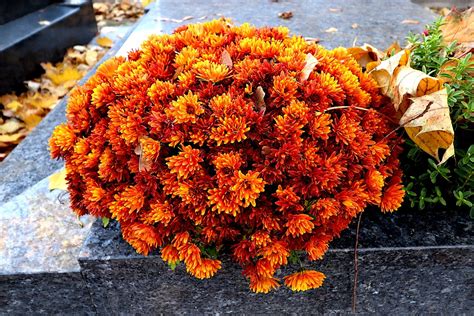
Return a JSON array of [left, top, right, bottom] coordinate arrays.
[[404, 18, 474, 217]]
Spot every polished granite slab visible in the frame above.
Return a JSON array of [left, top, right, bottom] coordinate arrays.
[[156, 0, 435, 49], [2, 1, 473, 314]]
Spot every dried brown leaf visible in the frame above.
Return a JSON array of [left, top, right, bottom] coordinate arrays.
[[401, 89, 454, 163], [401, 19, 420, 24], [221, 49, 233, 68], [300, 53, 319, 82], [278, 11, 293, 19], [255, 86, 266, 114], [324, 27, 338, 33], [440, 8, 474, 49]]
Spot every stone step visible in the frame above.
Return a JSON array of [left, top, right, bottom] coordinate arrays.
[[0, 0, 60, 25], [0, 0, 97, 94]]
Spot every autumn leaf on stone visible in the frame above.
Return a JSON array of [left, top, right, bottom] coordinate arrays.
[[49, 168, 68, 191], [42, 63, 83, 87], [96, 36, 114, 48]]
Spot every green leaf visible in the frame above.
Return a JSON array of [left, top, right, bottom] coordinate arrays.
[[168, 261, 179, 271], [102, 217, 110, 228]]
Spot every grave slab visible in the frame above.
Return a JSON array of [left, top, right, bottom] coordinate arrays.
[[78, 206, 474, 314], [2, 1, 473, 314], [156, 0, 436, 49]]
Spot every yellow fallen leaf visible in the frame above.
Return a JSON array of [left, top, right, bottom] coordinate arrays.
[[22, 113, 43, 129], [0, 132, 25, 145], [141, 0, 155, 7], [0, 119, 24, 134], [401, 89, 454, 163], [27, 93, 59, 110], [0, 94, 17, 106], [49, 169, 68, 191], [44, 66, 82, 86], [96, 36, 114, 48], [300, 53, 319, 82]]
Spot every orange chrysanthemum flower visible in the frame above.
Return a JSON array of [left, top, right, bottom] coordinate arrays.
[[231, 170, 266, 207], [193, 60, 229, 83], [249, 276, 280, 294], [285, 214, 315, 237], [166, 91, 203, 124], [380, 178, 405, 212], [50, 19, 404, 294], [166, 145, 203, 179], [191, 258, 222, 279], [284, 270, 326, 292]]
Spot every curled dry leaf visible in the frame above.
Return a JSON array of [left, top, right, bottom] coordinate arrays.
[[366, 49, 455, 163], [347, 43, 383, 68], [385, 42, 402, 57], [369, 49, 410, 96], [0, 119, 23, 134], [300, 53, 319, 82], [401, 89, 454, 164], [85, 50, 99, 66], [0, 131, 27, 147], [134, 138, 153, 172]]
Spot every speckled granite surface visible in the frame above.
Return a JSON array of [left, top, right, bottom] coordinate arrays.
[[2, 2, 473, 314], [156, 0, 435, 49], [76, 220, 473, 314], [0, 175, 94, 275]]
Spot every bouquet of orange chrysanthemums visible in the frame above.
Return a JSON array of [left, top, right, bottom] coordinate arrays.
[[50, 19, 405, 293]]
